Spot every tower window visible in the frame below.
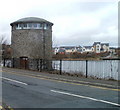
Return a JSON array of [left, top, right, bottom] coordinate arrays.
[[23, 24, 27, 29], [16, 24, 22, 29], [37, 23, 42, 29], [33, 23, 37, 28], [44, 24, 47, 29], [28, 23, 32, 29]]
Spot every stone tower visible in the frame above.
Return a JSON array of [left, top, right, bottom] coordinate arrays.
[[10, 17, 53, 69]]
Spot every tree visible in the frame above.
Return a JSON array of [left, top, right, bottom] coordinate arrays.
[[0, 34, 7, 44]]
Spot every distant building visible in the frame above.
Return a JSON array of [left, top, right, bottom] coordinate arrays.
[[109, 47, 116, 54], [53, 42, 110, 54], [93, 42, 101, 53], [53, 47, 60, 54], [62, 46, 77, 53], [100, 43, 109, 52], [58, 49, 66, 54], [82, 46, 94, 53], [10, 17, 53, 69], [93, 42, 109, 53]]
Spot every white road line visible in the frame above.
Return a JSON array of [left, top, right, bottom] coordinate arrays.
[[0, 106, 2, 109], [1, 77, 28, 85], [51, 90, 120, 107]]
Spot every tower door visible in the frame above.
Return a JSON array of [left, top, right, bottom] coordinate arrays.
[[20, 57, 28, 69]]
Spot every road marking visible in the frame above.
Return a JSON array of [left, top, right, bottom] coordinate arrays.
[[2, 69, 116, 88], [5, 69, 120, 87], [2, 69, 120, 91], [0, 106, 2, 109], [51, 90, 120, 107], [1, 77, 28, 85]]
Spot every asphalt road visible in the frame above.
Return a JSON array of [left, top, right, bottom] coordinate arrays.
[[2, 68, 120, 109]]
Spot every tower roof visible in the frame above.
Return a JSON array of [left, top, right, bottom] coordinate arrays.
[[10, 17, 53, 26]]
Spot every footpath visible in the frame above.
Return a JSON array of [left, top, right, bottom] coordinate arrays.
[[2, 67, 120, 90]]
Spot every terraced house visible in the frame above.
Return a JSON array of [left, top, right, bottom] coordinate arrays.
[[53, 42, 110, 54]]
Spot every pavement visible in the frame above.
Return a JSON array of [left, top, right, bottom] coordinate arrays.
[[3, 67, 119, 89], [1, 67, 120, 109]]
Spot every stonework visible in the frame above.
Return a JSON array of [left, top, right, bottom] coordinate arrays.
[[11, 29, 52, 59], [10, 17, 53, 70]]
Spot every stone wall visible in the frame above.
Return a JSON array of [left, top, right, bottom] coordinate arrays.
[[11, 28, 52, 60]]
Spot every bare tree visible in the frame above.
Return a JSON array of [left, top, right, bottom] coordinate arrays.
[[0, 34, 7, 44], [0, 34, 8, 59], [52, 34, 59, 47]]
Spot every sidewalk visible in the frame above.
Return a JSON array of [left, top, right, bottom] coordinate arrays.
[[3, 67, 120, 89]]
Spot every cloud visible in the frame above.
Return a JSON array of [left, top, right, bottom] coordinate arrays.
[[0, 0, 118, 47]]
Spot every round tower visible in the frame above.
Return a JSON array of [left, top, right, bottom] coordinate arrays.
[[10, 17, 53, 69]]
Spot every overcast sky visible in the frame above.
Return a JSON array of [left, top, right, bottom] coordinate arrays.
[[0, 0, 118, 47]]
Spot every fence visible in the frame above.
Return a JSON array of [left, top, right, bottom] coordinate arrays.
[[52, 60, 119, 80], [1, 58, 52, 71], [1, 58, 120, 80]]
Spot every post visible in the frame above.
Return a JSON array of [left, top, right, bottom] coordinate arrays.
[[40, 59, 42, 72], [3, 58, 5, 67], [86, 60, 88, 78], [12, 58, 14, 68], [60, 60, 62, 75], [37, 59, 39, 71]]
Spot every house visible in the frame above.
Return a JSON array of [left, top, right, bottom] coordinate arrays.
[[53, 42, 110, 55], [82, 46, 94, 53], [109, 47, 117, 58], [58, 49, 66, 54], [53, 46, 82, 54], [60, 46, 77, 53], [101, 43, 109, 52], [93, 42, 109, 53], [53, 47, 59, 54], [93, 42, 101, 53]]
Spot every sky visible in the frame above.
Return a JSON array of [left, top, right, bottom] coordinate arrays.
[[0, 0, 119, 47]]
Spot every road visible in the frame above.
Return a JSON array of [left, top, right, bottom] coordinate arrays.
[[1, 68, 120, 109]]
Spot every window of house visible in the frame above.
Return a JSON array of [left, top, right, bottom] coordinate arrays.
[[83, 49, 85, 51], [97, 45, 99, 48]]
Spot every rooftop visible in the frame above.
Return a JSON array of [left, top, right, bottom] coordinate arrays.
[[10, 17, 53, 26]]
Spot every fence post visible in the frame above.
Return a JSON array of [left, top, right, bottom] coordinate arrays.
[[12, 58, 14, 68], [86, 60, 88, 78], [36, 59, 39, 71], [40, 59, 42, 72], [3, 58, 5, 67], [60, 60, 62, 75]]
